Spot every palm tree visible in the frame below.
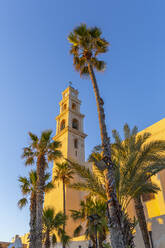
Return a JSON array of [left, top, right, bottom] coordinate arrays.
[[18, 170, 54, 248], [68, 160, 135, 248], [71, 197, 108, 248], [42, 207, 69, 248], [22, 130, 62, 248], [68, 124, 165, 248], [111, 124, 165, 248], [68, 24, 127, 248], [54, 161, 73, 246]]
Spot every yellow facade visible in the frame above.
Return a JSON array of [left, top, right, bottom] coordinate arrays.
[[139, 119, 165, 219]]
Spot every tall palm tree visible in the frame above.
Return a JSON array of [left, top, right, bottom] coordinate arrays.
[[111, 124, 165, 248], [22, 130, 62, 248], [68, 24, 127, 248], [54, 161, 73, 246], [42, 207, 69, 248], [18, 170, 54, 248], [71, 197, 108, 248]]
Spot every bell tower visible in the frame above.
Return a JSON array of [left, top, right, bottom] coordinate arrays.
[[44, 86, 87, 236], [55, 86, 87, 163]]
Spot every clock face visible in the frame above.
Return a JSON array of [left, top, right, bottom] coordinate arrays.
[[64, 92, 68, 97]]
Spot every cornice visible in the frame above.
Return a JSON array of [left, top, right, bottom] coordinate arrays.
[[59, 96, 81, 106], [55, 109, 85, 120], [53, 126, 87, 140]]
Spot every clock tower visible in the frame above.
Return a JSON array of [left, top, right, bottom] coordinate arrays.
[[44, 86, 87, 236]]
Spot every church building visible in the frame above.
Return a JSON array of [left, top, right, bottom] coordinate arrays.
[[21, 86, 165, 248]]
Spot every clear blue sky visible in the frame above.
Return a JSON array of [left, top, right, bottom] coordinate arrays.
[[0, 0, 164, 242]]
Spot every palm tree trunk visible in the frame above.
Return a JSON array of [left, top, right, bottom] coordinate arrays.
[[45, 229, 50, 248], [90, 234, 96, 248], [29, 192, 36, 248], [88, 63, 134, 248], [36, 154, 46, 248], [63, 179, 66, 248], [98, 228, 106, 248], [134, 196, 151, 248]]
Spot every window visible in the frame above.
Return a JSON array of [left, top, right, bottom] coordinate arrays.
[[142, 193, 155, 202], [63, 104, 67, 111], [60, 120, 65, 131], [72, 103, 76, 110], [72, 119, 79, 130], [74, 139, 78, 149]]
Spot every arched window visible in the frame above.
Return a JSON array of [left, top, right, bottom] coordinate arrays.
[[62, 104, 67, 112], [74, 139, 78, 149], [72, 119, 79, 130], [72, 103, 76, 110], [63, 104, 67, 111], [60, 119, 65, 131]]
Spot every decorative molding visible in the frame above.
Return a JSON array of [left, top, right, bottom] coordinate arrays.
[[54, 126, 87, 140]]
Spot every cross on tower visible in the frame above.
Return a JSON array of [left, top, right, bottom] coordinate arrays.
[[69, 81, 72, 87]]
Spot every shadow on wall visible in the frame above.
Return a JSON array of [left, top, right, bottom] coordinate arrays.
[[135, 215, 165, 248], [148, 215, 165, 248]]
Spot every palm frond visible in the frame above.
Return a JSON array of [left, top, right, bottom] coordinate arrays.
[[133, 181, 160, 199], [123, 123, 131, 140], [80, 66, 89, 77], [131, 126, 138, 136], [70, 182, 106, 201], [48, 140, 61, 151], [28, 132, 39, 150], [112, 129, 122, 145], [73, 225, 83, 237], [22, 147, 35, 166], [44, 182, 54, 192], [18, 176, 29, 185], [58, 228, 70, 245], [144, 161, 165, 178], [91, 58, 106, 72], [44, 172, 51, 181], [18, 176, 30, 194], [29, 132, 38, 143], [40, 130, 52, 149], [25, 156, 35, 166], [68, 32, 79, 46], [29, 170, 37, 186], [47, 150, 62, 161], [136, 140, 165, 167], [92, 164, 105, 184], [18, 198, 28, 209], [89, 26, 102, 38], [54, 211, 66, 227], [52, 233, 57, 245], [74, 24, 88, 37], [70, 209, 84, 220]]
